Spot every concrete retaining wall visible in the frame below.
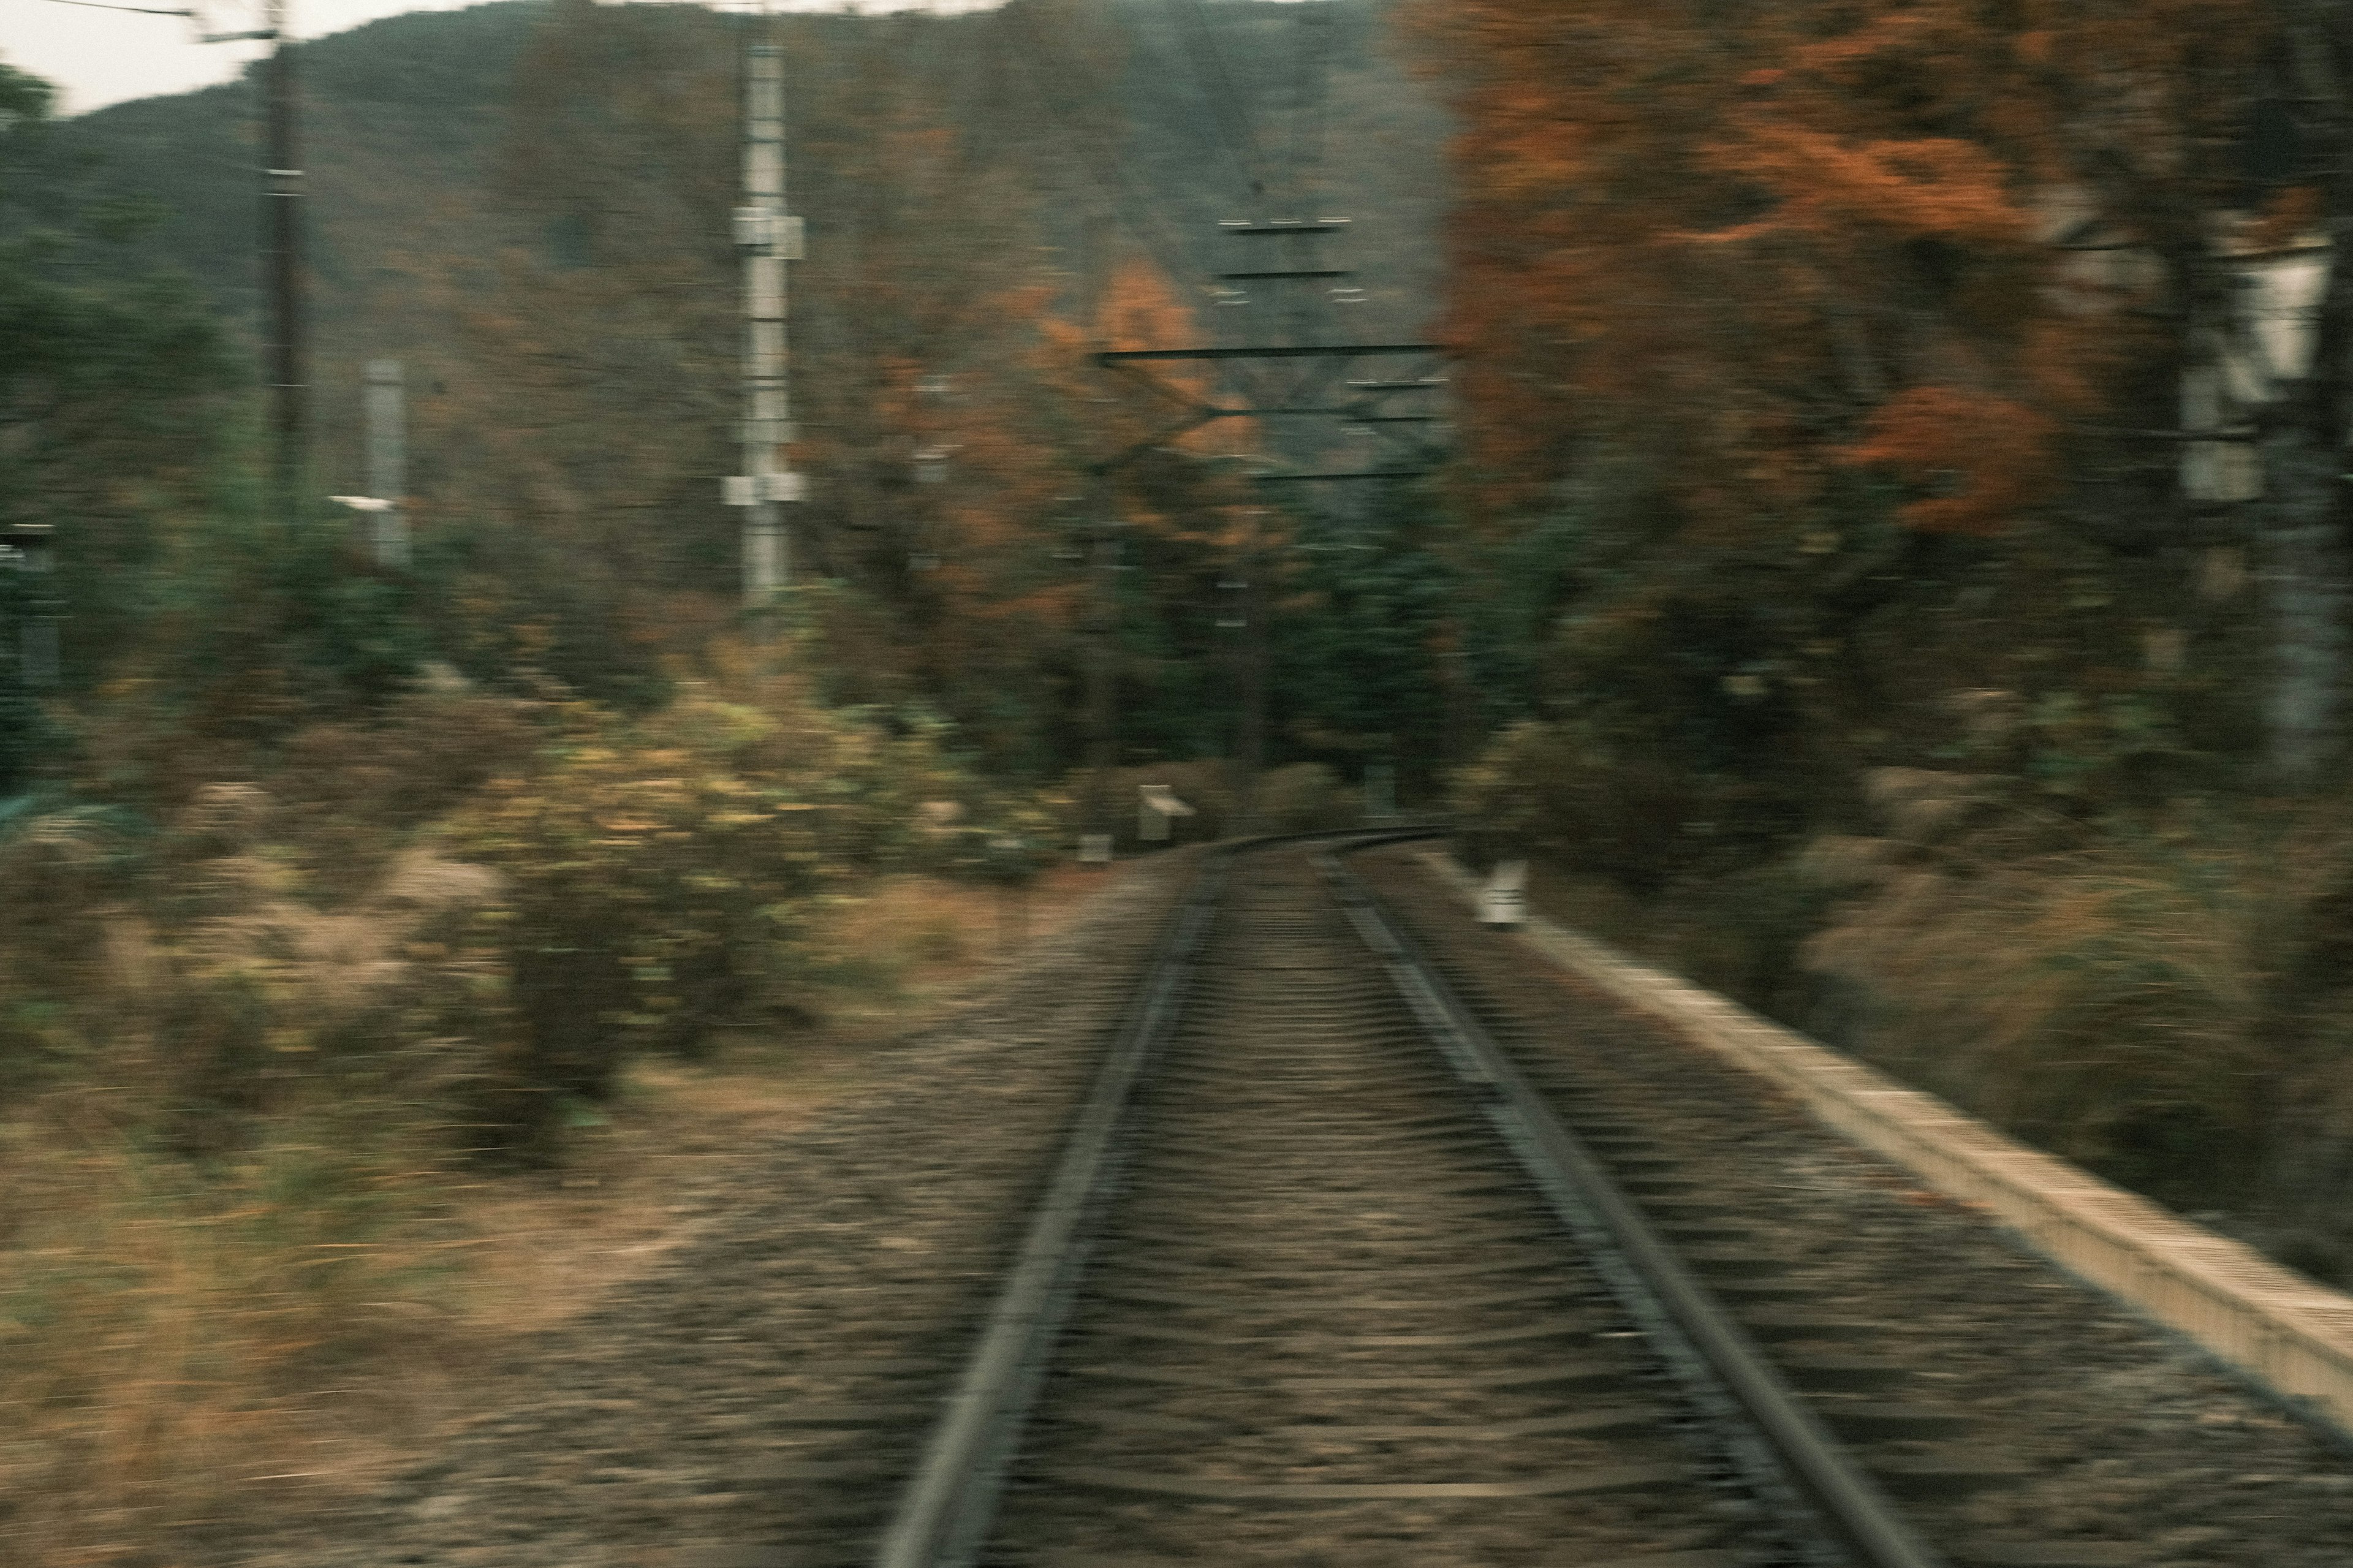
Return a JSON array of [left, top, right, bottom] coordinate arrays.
[[1415, 849, 2353, 1439]]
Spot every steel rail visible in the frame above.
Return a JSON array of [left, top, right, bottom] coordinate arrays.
[[1314, 844, 1950, 1568], [870, 846, 1233, 1568], [870, 830, 1444, 1568]]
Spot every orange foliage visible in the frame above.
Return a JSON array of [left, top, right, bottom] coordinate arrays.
[[1098, 254, 1202, 355], [1841, 386, 2055, 537], [1701, 126, 2026, 244], [1094, 256, 1234, 461], [2241, 186, 2324, 254], [1414, 0, 2262, 539]]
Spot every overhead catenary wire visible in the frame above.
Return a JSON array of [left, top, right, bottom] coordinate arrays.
[[1165, 0, 1271, 206], [998, 0, 1208, 300], [1096, 4, 1251, 238], [1290, 0, 1334, 221], [28, 0, 194, 16], [1127, 0, 1257, 218]]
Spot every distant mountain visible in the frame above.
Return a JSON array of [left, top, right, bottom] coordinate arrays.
[[22, 0, 1449, 603], [45, 2, 542, 328], [39, 0, 1444, 346], [6, 0, 1456, 769]]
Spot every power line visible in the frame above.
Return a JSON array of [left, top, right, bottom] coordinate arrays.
[[1115, 2, 1251, 216], [1289, 0, 1333, 219], [998, 1, 1204, 297], [28, 0, 194, 16], [1166, 0, 1270, 203]]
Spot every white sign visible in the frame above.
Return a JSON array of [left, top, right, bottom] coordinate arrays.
[[1137, 784, 1196, 843], [724, 471, 806, 506], [1479, 859, 1528, 927]]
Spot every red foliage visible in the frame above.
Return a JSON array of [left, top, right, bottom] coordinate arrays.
[[1841, 385, 2055, 537], [1412, 0, 2262, 541]]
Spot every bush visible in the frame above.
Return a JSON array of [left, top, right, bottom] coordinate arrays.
[[1451, 720, 1800, 893], [1799, 804, 2273, 1204], [437, 727, 830, 1148], [431, 680, 1063, 1154], [6, 665, 1066, 1162], [1254, 762, 1357, 833]]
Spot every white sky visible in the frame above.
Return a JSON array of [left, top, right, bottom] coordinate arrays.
[[2, 0, 1001, 116]]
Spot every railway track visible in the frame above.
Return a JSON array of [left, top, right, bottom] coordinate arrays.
[[873, 835, 1948, 1568]]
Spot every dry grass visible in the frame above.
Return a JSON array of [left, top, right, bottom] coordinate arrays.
[[795, 865, 1103, 1036], [0, 1107, 469, 1562], [0, 861, 1122, 1566], [1803, 840, 2268, 1173], [1515, 855, 1827, 1024], [1787, 781, 2353, 1276]]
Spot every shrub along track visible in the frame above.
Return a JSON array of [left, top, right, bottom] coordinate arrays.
[[1349, 844, 2353, 1568], [241, 851, 1196, 1568]]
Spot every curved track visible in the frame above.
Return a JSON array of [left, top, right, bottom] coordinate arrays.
[[874, 836, 1944, 1568]]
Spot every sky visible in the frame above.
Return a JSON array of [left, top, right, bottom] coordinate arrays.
[[3, 0, 999, 116]]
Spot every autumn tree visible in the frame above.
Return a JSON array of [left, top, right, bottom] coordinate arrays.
[[1414, 0, 2317, 832]]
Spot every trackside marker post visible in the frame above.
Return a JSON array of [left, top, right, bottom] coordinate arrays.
[[1479, 860, 1528, 927]]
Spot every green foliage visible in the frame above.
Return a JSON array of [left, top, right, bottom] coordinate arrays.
[[1252, 762, 1357, 832], [1958, 687, 2200, 806], [6, 1, 1452, 791], [0, 58, 237, 795], [1273, 500, 1456, 786], [1453, 718, 1804, 894], [1454, 504, 1581, 727], [438, 708, 832, 1136], [1, 656, 1064, 1163], [425, 680, 1048, 1153]]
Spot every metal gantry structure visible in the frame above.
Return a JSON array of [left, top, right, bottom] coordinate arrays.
[[1088, 218, 1446, 834], [699, 0, 1442, 819], [1065, 0, 1448, 837]]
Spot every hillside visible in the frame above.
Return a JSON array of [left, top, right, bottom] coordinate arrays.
[[37, 0, 1449, 505]]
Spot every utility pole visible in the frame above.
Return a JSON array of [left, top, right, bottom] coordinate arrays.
[[199, 1, 305, 526], [364, 358, 407, 568], [726, 22, 805, 623], [1078, 466, 1121, 864], [2, 526, 59, 692], [1233, 504, 1267, 827]]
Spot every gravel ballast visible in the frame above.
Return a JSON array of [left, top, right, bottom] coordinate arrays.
[[240, 853, 1192, 1568]]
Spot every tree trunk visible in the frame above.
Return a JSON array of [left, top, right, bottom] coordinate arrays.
[[2257, 415, 2349, 790]]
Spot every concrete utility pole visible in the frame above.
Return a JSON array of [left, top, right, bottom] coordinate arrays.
[[364, 358, 407, 567], [726, 25, 806, 616], [1233, 505, 1267, 826]]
